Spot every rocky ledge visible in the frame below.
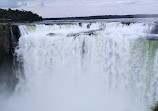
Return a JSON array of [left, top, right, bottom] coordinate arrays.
[[0, 24, 19, 94]]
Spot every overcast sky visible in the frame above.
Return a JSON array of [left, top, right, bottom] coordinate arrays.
[[0, 0, 158, 17]]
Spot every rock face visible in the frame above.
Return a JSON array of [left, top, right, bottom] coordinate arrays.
[[151, 24, 158, 34], [0, 24, 10, 59], [153, 105, 158, 111], [0, 24, 19, 94]]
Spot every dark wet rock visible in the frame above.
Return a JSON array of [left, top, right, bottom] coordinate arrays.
[[145, 35, 158, 40], [138, 34, 158, 40], [0, 54, 17, 94], [121, 22, 131, 26], [87, 24, 91, 29], [12, 25, 20, 41], [47, 33, 56, 36], [67, 33, 80, 37], [153, 104, 158, 111], [151, 24, 158, 34], [0, 24, 11, 58], [79, 22, 82, 27], [67, 28, 103, 37], [82, 39, 86, 56], [0, 24, 19, 94]]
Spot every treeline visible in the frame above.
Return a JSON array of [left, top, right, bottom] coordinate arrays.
[[0, 8, 42, 22], [45, 14, 158, 20]]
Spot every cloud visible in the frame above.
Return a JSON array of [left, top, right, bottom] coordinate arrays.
[[1, 0, 158, 17], [0, 0, 19, 8], [18, 1, 44, 7], [0, 0, 44, 8]]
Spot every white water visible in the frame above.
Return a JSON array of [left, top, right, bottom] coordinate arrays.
[[0, 22, 158, 111]]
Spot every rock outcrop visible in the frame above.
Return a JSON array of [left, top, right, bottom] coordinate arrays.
[[0, 24, 19, 94]]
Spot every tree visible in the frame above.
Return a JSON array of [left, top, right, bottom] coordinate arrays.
[[0, 8, 42, 22]]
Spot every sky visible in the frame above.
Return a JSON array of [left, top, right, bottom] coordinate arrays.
[[0, 0, 158, 18]]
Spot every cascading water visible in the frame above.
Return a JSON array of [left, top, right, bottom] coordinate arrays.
[[0, 22, 158, 111]]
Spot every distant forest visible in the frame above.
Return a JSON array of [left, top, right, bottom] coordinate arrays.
[[45, 14, 158, 20], [0, 8, 42, 22]]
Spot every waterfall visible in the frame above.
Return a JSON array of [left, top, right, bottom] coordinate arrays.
[[0, 22, 158, 111]]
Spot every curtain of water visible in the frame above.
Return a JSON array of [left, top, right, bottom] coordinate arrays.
[[0, 22, 158, 111]]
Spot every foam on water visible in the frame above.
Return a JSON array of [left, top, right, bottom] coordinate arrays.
[[0, 22, 158, 111]]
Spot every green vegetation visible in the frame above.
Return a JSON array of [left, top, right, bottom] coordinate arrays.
[[26, 25, 36, 31], [0, 8, 42, 22], [0, 24, 10, 37], [45, 14, 158, 20]]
